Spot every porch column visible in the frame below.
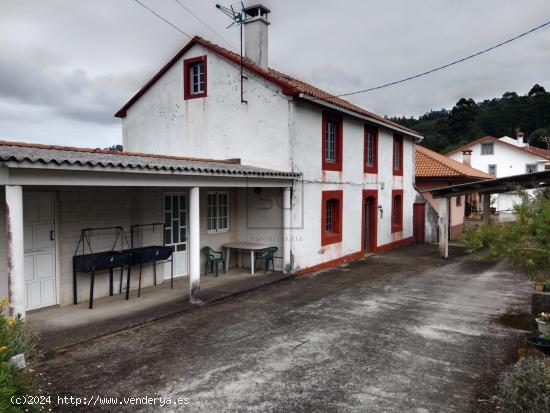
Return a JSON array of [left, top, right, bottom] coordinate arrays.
[[5, 186, 25, 318], [189, 187, 201, 303], [282, 187, 291, 273], [438, 197, 449, 259], [483, 193, 491, 224]]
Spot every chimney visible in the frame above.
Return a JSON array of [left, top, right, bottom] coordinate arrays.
[[243, 4, 270, 69], [515, 129, 525, 146], [462, 149, 472, 167]]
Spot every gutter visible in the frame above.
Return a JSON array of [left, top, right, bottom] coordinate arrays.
[[298, 93, 424, 142]]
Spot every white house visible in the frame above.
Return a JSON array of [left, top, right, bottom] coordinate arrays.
[[446, 134, 550, 212], [0, 4, 421, 318]]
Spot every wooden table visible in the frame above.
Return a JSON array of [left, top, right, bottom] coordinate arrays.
[[221, 241, 270, 275]]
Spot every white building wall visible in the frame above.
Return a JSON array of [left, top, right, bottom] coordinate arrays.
[[123, 44, 292, 171], [448, 141, 546, 178], [448, 140, 547, 211], [121, 46, 416, 274], [289, 102, 414, 271]]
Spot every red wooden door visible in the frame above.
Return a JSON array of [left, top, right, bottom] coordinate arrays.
[[413, 203, 425, 243]]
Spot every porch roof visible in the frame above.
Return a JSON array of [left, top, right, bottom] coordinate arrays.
[[429, 170, 550, 198], [0, 140, 301, 179]]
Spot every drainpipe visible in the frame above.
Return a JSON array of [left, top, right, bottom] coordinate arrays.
[[283, 187, 291, 273], [5, 185, 25, 318], [189, 187, 201, 303], [438, 197, 449, 259]]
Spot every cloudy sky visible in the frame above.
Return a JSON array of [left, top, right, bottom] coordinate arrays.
[[1, 0, 550, 147]]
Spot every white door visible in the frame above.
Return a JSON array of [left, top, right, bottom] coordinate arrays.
[[23, 193, 56, 310], [164, 193, 189, 279]]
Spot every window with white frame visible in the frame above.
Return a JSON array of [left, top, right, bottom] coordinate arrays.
[[207, 192, 228, 233], [488, 164, 497, 177], [526, 164, 537, 174], [190, 61, 205, 95], [481, 142, 494, 155]]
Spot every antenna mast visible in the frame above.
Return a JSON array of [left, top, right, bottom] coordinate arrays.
[[215, 2, 247, 103]]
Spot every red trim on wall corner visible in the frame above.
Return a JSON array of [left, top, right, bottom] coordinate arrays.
[[391, 189, 404, 233], [374, 236, 414, 253], [363, 125, 378, 174], [361, 190, 378, 253], [321, 190, 343, 246], [294, 251, 364, 276], [321, 112, 343, 171], [184, 55, 207, 100]]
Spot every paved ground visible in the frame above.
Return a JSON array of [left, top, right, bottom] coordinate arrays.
[[28, 269, 289, 353], [36, 245, 533, 412]]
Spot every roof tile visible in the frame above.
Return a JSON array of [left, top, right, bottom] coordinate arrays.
[[415, 145, 493, 179]]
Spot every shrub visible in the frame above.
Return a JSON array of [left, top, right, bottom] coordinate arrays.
[[0, 299, 40, 412], [461, 189, 550, 280], [496, 356, 550, 413]]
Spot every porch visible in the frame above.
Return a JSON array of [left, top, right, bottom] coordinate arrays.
[[27, 268, 289, 353], [0, 141, 299, 318]]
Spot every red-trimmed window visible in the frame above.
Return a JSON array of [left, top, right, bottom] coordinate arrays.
[[364, 125, 378, 173], [321, 190, 343, 245], [391, 189, 403, 233], [322, 112, 343, 171], [392, 134, 403, 176], [184, 56, 207, 100]]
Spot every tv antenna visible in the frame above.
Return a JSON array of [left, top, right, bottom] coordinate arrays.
[[216, 2, 248, 103]]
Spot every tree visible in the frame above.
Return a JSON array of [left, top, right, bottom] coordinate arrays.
[[462, 189, 550, 281], [528, 84, 546, 96], [390, 84, 550, 153], [105, 144, 123, 151]]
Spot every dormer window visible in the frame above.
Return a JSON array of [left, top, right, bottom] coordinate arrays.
[[184, 56, 207, 100]]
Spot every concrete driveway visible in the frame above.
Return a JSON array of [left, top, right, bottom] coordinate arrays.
[[37, 245, 532, 412]]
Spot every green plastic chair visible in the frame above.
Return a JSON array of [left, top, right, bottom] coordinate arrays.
[[201, 246, 225, 277], [255, 247, 278, 272]]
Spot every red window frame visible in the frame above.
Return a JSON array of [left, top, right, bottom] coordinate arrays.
[[321, 112, 343, 171], [392, 133, 403, 176], [364, 125, 378, 173], [391, 189, 404, 233], [321, 190, 343, 246], [184, 55, 207, 100]]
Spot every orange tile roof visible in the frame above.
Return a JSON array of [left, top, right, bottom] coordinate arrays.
[[445, 135, 550, 160], [415, 145, 493, 179], [115, 36, 420, 138]]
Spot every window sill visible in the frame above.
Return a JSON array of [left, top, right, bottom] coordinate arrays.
[[321, 232, 342, 246], [185, 92, 207, 100], [207, 229, 229, 235]]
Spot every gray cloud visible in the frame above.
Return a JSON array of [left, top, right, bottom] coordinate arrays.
[[1, 0, 550, 146]]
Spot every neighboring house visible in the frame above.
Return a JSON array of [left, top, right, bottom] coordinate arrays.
[[446, 133, 550, 212], [0, 4, 422, 317], [415, 146, 492, 240]]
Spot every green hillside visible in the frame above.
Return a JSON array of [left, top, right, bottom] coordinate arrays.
[[392, 84, 550, 153]]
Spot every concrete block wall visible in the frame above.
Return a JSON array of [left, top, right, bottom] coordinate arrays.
[[57, 187, 164, 305]]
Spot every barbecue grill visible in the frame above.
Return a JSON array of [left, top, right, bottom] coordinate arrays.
[[127, 223, 174, 297], [73, 226, 131, 309]]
